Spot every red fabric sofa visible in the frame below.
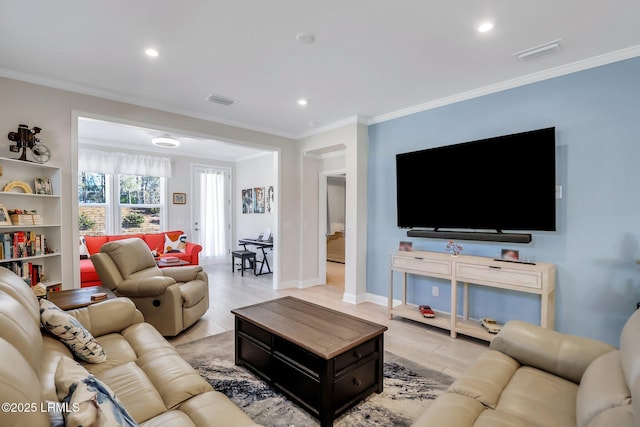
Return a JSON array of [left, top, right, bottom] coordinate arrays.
[[80, 231, 202, 287]]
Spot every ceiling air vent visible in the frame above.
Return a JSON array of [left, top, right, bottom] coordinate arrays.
[[206, 94, 238, 106], [514, 39, 562, 61]]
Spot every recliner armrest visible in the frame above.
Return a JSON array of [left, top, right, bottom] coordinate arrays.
[[160, 265, 205, 282], [117, 276, 176, 297], [490, 320, 616, 383]]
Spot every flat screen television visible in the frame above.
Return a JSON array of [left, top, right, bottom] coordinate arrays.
[[396, 127, 556, 232]]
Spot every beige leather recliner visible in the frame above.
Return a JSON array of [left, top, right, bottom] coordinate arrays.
[[91, 237, 209, 336]]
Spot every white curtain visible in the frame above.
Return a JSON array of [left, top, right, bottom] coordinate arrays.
[[199, 168, 227, 257], [79, 149, 172, 177]]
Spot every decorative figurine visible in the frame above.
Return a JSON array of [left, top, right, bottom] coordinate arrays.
[[446, 240, 463, 256], [7, 124, 51, 163]]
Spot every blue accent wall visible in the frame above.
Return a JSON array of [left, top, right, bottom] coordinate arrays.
[[367, 56, 640, 347]]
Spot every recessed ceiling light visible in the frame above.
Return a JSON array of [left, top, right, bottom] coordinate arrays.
[[151, 137, 179, 147], [297, 98, 308, 106], [145, 48, 159, 57], [477, 22, 494, 33], [296, 33, 315, 45]]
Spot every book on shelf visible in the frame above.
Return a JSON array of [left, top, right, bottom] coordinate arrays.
[[0, 231, 47, 260], [0, 260, 43, 286]]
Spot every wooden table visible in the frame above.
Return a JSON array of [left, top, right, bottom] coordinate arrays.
[[156, 258, 190, 268], [47, 286, 116, 310], [232, 296, 387, 427]]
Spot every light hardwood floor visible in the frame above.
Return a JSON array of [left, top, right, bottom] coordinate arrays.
[[167, 261, 488, 379]]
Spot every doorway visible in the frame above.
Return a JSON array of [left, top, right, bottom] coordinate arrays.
[[319, 170, 346, 291], [191, 165, 231, 265]]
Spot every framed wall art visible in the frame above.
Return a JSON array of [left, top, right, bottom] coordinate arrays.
[[173, 192, 186, 204]]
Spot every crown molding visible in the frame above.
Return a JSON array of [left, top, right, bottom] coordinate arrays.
[[295, 115, 369, 140], [367, 45, 640, 126], [0, 67, 298, 140]]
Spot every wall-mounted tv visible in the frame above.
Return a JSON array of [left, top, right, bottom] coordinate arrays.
[[396, 127, 556, 233]]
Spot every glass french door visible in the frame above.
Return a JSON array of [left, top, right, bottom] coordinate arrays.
[[191, 165, 231, 264]]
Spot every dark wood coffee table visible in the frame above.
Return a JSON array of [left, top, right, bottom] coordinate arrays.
[[47, 286, 116, 310], [231, 296, 388, 427]]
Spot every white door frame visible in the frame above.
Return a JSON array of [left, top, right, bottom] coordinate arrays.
[[191, 163, 232, 265], [318, 168, 346, 284]]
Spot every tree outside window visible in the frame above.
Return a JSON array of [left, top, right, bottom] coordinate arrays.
[[78, 172, 107, 236], [119, 175, 162, 234]]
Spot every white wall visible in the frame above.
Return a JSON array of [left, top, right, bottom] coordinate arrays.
[[299, 122, 368, 301], [0, 76, 299, 289], [235, 153, 276, 239]]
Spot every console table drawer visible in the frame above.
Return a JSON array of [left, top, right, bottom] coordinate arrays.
[[456, 263, 542, 290], [392, 256, 451, 276]]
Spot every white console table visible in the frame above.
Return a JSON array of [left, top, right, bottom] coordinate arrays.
[[388, 250, 556, 341]]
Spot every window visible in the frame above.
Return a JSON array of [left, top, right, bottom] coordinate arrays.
[[78, 172, 108, 236], [119, 175, 163, 233], [78, 172, 165, 235]]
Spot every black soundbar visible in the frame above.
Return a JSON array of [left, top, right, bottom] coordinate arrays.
[[406, 229, 532, 244]]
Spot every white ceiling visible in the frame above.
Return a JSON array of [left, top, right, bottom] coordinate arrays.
[[1, 1, 640, 146], [77, 117, 269, 162]]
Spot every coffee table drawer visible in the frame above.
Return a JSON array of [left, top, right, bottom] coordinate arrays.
[[238, 336, 272, 379], [334, 359, 377, 408], [334, 339, 376, 372], [274, 356, 320, 410], [237, 319, 272, 346]]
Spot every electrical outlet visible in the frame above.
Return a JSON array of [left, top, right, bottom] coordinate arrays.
[[432, 286, 439, 297]]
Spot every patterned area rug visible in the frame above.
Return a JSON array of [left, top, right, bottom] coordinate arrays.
[[176, 331, 453, 427]]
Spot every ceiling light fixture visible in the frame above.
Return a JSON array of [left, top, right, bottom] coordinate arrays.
[[477, 22, 494, 33], [145, 48, 159, 57], [151, 137, 180, 147], [514, 39, 562, 61], [207, 94, 238, 106], [297, 98, 308, 106]]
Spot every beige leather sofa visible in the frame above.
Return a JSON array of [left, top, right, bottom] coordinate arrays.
[[412, 314, 639, 427], [91, 237, 209, 336], [0, 267, 260, 427]]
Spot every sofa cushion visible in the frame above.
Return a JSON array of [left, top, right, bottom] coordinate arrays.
[[79, 258, 100, 283], [164, 232, 187, 253], [40, 299, 106, 363], [448, 350, 519, 409], [144, 233, 167, 255], [0, 338, 50, 427], [79, 235, 89, 259], [55, 356, 139, 427], [94, 361, 168, 423], [412, 392, 485, 427], [620, 309, 640, 390], [0, 292, 43, 374], [585, 405, 633, 427], [84, 235, 108, 255], [577, 350, 631, 427], [495, 366, 578, 427]]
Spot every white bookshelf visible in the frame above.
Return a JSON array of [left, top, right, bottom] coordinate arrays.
[[0, 157, 62, 285]]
